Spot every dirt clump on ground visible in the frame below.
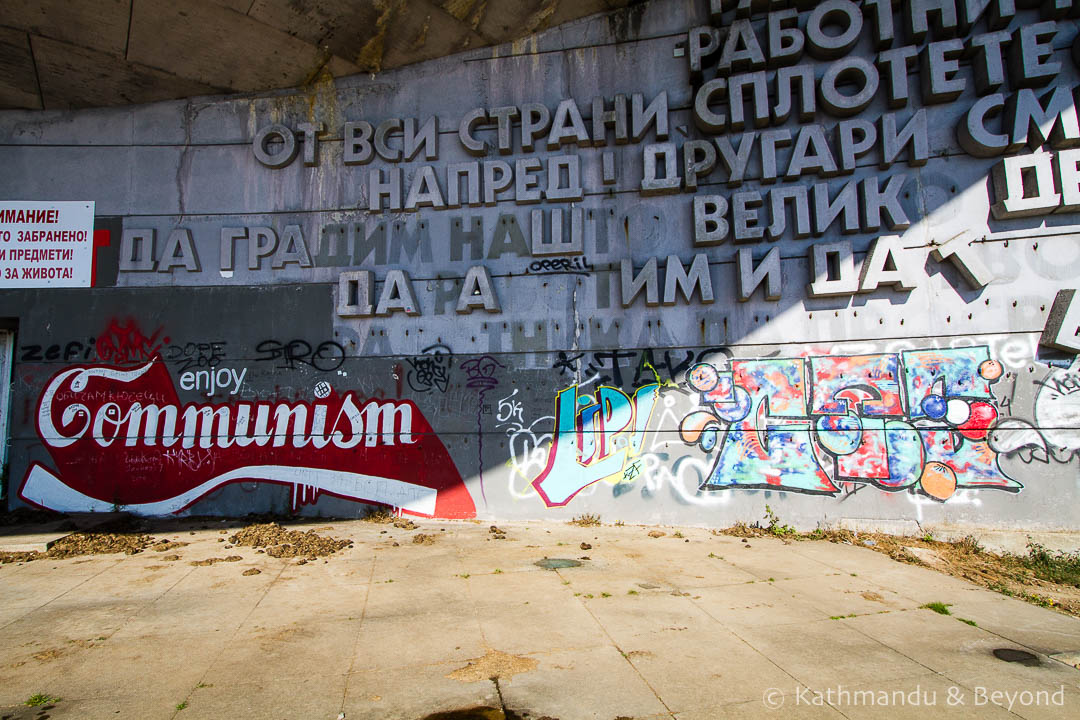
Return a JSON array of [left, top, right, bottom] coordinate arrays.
[[2, 517, 157, 563], [242, 568, 261, 576], [45, 517, 157, 559], [46, 531, 155, 558], [361, 507, 418, 530], [191, 556, 242, 566], [229, 522, 351, 558], [151, 540, 189, 552], [412, 533, 436, 545], [717, 522, 759, 538]]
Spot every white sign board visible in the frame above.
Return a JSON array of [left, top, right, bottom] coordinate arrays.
[[0, 201, 95, 287]]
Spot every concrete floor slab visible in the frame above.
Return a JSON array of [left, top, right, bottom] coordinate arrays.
[[945, 669, 1080, 720], [617, 625, 798, 710], [0, 557, 120, 608], [343, 660, 501, 720], [576, 592, 718, 645], [362, 574, 477, 623], [859, 561, 996, 606], [941, 595, 1080, 658], [845, 607, 1071, 680], [0, 519, 1077, 720], [205, 619, 362, 687], [23, 633, 228, 703], [730, 617, 935, 691], [181, 672, 348, 720], [474, 593, 610, 654], [718, 538, 840, 580], [1, 598, 148, 648], [689, 581, 833, 628], [10, 693, 177, 720], [676, 697, 846, 719], [500, 645, 672, 719], [350, 613, 487, 672], [771, 572, 916, 617], [826, 672, 1019, 719]]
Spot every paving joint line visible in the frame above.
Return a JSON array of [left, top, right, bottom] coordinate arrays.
[[0, 557, 124, 633], [565, 567, 677, 719], [170, 557, 291, 719], [339, 544, 379, 712]]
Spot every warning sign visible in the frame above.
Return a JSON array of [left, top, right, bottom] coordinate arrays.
[[0, 202, 95, 288]]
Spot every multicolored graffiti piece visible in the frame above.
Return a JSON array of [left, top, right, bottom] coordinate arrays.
[[531, 383, 660, 506], [679, 349, 1017, 501], [989, 357, 1080, 463], [19, 357, 475, 518]]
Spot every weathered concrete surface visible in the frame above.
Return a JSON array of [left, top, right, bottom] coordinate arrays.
[[0, 519, 1078, 719], [1, 0, 1079, 538], [0, 0, 635, 110]]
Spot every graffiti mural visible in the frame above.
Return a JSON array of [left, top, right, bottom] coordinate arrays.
[[531, 382, 660, 506], [18, 356, 475, 519], [462, 354, 504, 507], [407, 343, 453, 393], [95, 317, 168, 364], [678, 348, 1017, 502], [990, 357, 1080, 464]]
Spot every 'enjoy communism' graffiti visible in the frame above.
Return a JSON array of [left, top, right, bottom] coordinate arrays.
[[18, 357, 475, 518]]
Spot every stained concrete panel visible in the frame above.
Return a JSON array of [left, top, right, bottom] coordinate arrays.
[[0, 26, 41, 110], [0, 105, 137, 145], [126, 0, 361, 92], [3, 0, 131, 55], [245, 0, 384, 63], [376, 3, 490, 73], [465, 0, 612, 42], [33, 36, 224, 110], [2, 0, 1080, 534]]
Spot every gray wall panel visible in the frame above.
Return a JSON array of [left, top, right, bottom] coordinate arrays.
[[1, 0, 1078, 532]]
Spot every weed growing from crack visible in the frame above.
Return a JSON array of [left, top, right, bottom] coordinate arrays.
[[921, 602, 952, 615], [569, 513, 601, 527], [24, 694, 60, 707]]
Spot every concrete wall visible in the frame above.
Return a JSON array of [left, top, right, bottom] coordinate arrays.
[[1, 0, 1078, 532]]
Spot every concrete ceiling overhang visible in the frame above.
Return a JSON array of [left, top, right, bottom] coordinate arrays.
[[0, 0, 640, 111]]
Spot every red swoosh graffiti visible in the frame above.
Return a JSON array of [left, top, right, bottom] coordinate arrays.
[[18, 357, 475, 518]]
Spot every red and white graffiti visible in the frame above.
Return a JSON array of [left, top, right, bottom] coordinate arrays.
[[19, 357, 475, 518]]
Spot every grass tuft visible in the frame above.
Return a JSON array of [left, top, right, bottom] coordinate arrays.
[[1021, 542, 1080, 588], [24, 694, 60, 707]]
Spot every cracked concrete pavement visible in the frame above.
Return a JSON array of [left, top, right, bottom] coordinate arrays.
[[1, 518, 1078, 719]]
